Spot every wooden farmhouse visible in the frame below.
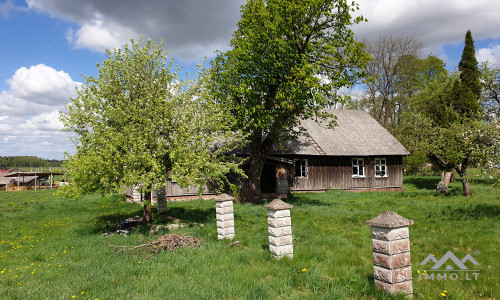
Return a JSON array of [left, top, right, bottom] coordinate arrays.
[[161, 109, 410, 198]]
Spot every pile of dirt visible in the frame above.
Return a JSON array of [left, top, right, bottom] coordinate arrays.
[[109, 234, 201, 254]]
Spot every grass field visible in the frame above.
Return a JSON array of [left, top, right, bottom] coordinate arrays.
[[0, 172, 498, 299]]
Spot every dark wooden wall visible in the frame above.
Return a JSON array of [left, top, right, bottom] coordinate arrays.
[[290, 156, 403, 191]]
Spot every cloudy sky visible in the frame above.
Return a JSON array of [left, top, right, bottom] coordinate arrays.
[[1, 0, 500, 160]]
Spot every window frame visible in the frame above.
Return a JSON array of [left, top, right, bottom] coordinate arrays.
[[294, 159, 308, 178], [375, 157, 388, 178], [352, 158, 365, 178]]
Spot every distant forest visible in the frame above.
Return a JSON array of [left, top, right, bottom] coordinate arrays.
[[0, 156, 63, 168]]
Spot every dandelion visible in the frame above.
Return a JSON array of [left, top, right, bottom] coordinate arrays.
[[17, 283, 22, 286], [81, 291, 85, 295], [72, 296, 76, 299], [138, 261, 142, 264], [441, 292, 446, 297], [301, 268, 307, 272]]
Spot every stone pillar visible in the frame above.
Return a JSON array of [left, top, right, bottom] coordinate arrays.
[[365, 211, 414, 296], [132, 185, 142, 203], [156, 187, 167, 214], [215, 194, 235, 240], [264, 199, 293, 259]]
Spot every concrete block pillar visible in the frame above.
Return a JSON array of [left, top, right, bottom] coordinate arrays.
[[365, 211, 414, 296], [156, 186, 167, 214], [264, 199, 293, 259], [132, 185, 142, 203], [215, 194, 235, 240]]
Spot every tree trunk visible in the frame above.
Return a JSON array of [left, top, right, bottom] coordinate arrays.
[[441, 170, 453, 187], [142, 204, 152, 226], [240, 136, 273, 203], [457, 169, 472, 197], [450, 171, 456, 183]]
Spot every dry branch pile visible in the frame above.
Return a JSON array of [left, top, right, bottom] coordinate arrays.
[[109, 234, 201, 254]]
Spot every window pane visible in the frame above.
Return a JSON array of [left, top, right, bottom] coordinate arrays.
[[359, 166, 364, 176], [352, 166, 358, 175]]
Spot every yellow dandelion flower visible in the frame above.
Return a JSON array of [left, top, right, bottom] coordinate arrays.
[[417, 270, 420, 273], [139, 261, 141, 264], [72, 296, 76, 299], [81, 291, 85, 294], [444, 290, 447, 293], [441, 292, 446, 297], [17, 283, 22, 286], [301, 268, 307, 272]]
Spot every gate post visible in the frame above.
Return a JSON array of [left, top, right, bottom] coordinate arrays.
[[264, 199, 293, 259], [365, 211, 414, 296], [215, 194, 235, 240]]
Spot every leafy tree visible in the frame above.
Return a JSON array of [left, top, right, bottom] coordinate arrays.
[[397, 31, 500, 196], [210, 0, 370, 202], [59, 39, 244, 207], [480, 61, 500, 119]]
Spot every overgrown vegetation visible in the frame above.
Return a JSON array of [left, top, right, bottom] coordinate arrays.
[[1, 172, 498, 299]]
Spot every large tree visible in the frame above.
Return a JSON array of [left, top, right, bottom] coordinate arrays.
[[210, 0, 370, 202], [397, 31, 500, 196], [362, 35, 423, 129], [59, 39, 244, 206]]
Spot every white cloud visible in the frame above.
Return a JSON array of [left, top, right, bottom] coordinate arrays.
[[0, 65, 80, 159], [68, 20, 137, 52], [477, 44, 500, 67], [26, 0, 245, 62], [8, 64, 80, 106], [354, 0, 500, 56]]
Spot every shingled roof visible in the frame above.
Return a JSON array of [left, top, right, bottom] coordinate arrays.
[[271, 109, 410, 156]]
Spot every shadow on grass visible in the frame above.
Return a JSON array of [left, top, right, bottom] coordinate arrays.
[[404, 177, 439, 190], [283, 193, 332, 207], [83, 206, 216, 235], [442, 204, 500, 219], [159, 206, 216, 224]]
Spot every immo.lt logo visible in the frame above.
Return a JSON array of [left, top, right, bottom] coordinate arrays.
[[418, 250, 480, 281]]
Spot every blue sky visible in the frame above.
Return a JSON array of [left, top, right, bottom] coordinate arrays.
[[1, 0, 500, 159]]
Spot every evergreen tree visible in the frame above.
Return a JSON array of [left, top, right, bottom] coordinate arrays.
[[454, 30, 481, 118]]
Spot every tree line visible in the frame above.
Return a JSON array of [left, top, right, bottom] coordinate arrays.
[[0, 156, 63, 168]]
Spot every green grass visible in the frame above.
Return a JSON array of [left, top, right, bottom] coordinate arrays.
[[0, 172, 498, 299]]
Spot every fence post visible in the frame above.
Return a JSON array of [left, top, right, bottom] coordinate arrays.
[[264, 199, 293, 259], [365, 211, 414, 296], [215, 194, 235, 240]]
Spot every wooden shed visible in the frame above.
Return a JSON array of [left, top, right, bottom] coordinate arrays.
[[161, 109, 409, 197]]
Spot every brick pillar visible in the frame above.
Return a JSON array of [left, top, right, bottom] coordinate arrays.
[[215, 194, 235, 240], [365, 211, 414, 296], [264, 199, 293, 259]]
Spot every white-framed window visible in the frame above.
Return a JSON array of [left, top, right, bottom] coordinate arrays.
[[352, 158, 365, 178], [294, 159, 308, 177], [375, 158, 387, 178]]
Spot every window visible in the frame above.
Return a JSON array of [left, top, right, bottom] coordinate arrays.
[[375, 158, 387, 177], [294, 159, 307, 177], [352, 158, 365, 177]]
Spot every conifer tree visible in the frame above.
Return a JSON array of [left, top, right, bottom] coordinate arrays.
[[454, 30, 482, 118]]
